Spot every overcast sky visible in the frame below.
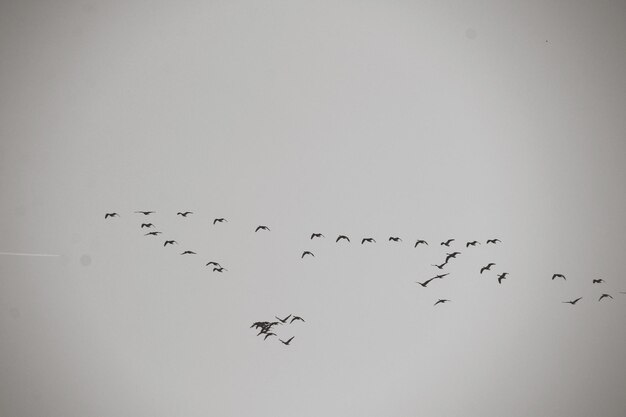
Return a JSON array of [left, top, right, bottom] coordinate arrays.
[[1, 1, 626, 416]]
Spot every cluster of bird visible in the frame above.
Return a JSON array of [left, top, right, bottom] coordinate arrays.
[[550, 274, 625, 306], [250, 314, 305, 346]]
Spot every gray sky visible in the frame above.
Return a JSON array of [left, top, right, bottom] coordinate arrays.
[[1, 1, 626, 416]]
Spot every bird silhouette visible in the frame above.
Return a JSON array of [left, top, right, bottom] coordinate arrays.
[[144, 231, 162, 236], [434, 299, 450, 306], [255, 225, 270, 232], [466, 241, 480, 247], [592, 279, 605, 284], [336, 235, 350, 243], [445, 252, 461, 262], [431, 262, 448, 270], [290, 316, 305, 324], [486, 239, 501, 244], [140, 223, 154, 228], [181, 251, 196, 255], [563, 297, 582, 305], [213, 267, 227, 272], [414, 240, 428, 247], [263, 332, 276, 340], [213, 218, 227, 224], [440, 239, 455, 246], [552, 274, 566, 280], [135, 211, 155, 215], [480, 263, 496, 274], [163, 240, 177, 246], [361, 238, 376, 244], [388, 237, 402, 242], [301, 251, 314, 258], [104, 213, 119, 219], [497, 272, 508, 284], [276, 314, 292, 324], [205, 261, 221, 267], [310, 233, 325, 239], [177, 211, 193, 217], [279, 336, 295, 345], [598, 293, 613, 301], [416, 274, 448, 287]]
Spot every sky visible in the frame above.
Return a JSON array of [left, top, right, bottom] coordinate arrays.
[[1, 1, 626, 416]]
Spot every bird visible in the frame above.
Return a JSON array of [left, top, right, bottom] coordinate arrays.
[[163, 240, 177, 246], [275, 314, 291, 324], [205, 261, 221, 267], [414, 240, 428, 247], [480, 263, 496, 274], [140, 223, 154, 228], [181, 251, 196, 255], [279, 336, 295, 345], [552, 274, 566, 280], [255, 225, 270, 232], [336, 235, 350, 243], [144, 231, 162, 236], [440, 239, 455, 246], [497, 272, 508, 284], [388, 237, 402, 242], [263, 332, 276, 340], [563, 297, 582, 305], [213, 267, 227, 272], [486, 239, 501, 244], [104, 213, 119, 219], [434, 299, 450, 306], [290, 316, 305, 324], [416, 274, 448, 287], [431, 262, 448, 270], [598, 293, 613, 301], [310, 233, 324, 239], [135, 211, 155, 215], [213, 218, 227, 224], [445, 252, 461, 262], [592, 279, 605, 284], [177, 211, 193, 217], [361, 238, 376, 244], [301, 251, 314, 258], [466, 241, 480, 247]]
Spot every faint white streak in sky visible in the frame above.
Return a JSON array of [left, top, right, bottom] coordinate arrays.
[[0, 252, 60, 257]]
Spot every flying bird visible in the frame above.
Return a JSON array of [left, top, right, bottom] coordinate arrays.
[[279, 336, 295, 345], [144, 231, 162, 236], [563, 297, 582, 305], [361, 238, 376, 244], [141, 223, 154, 228], [598, 293, 613, 301], [255, 225, 270, 232], [486, 239, 502, 244], [290, 316, 305, 324], [416, 274, 448, 287], [205, 261, 221, 267], [213, 267, 227, 272], [336, 235, 350, 243], [440, 239, 455, 246], [181, 251, 196, 255], [466, 241, 480, 247], [163, 240, 177, 246], [434, 299, 450, 306], [480, 263, 496, 274], [177, 211, 193, 217], [310, 233, 324, 239], [414, 240, 428, 247], [135, 211, 154, 215], [263, 332, 276, 340], [445, 252, 461, 262], [592, 279, 605, 284], [552, 274, 566, 280], [388, 237, 402, 242], [213, 218, 227, 224], [301, 251, 314, 258], [431, 262, 448, 270], [104, 213, 119, 219], [497, 272, 508, 284], [275, 315, 291, 324]]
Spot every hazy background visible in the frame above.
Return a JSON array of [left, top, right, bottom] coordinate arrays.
[[1, 1, 626, 416]]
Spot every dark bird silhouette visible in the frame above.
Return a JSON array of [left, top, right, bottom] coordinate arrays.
[[592, 279, 605, 284], [213, 218, 227, 224], [141, 223, 154, 228], [279, 336, 295, 345], [104, 213, 119, 219], [310, 233, 324, 239], [552, 274, 566, 280], [177, 211, 193, 217], [480, 263, 496, 274], [163, 240, 177, 246], [144, 231, 162, 236], [181, 251, 196, 255], [434, 299, 450, 306], [290, 316, 305, 324], [250, 321, 267, 329], [563, 297, 582, 305], [135, 211, 155, 215], [275, 314, 291, 324], [388, 237, 402, 242], [263, 332, 276, 340], [255, 225, 270, 232], [440, 239, 455, 246], [205, 261, 221, 267], [486, 239, 501, 244], [416, 274, 448, 287], [598, 293, 613, 301], [466, 241, 480, 247], [301, 251, 314, 258], [431, 262, 448, 270], [414, 240, 428, 247], [361, 238, 376, 244], [445, 252, 461, 262], [336, 235, 350, 243], [213, 267, 227, 272], [497, 272, 508, 284]]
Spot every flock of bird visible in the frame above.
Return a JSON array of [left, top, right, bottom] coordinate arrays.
[[250, 314, 305, 346]]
